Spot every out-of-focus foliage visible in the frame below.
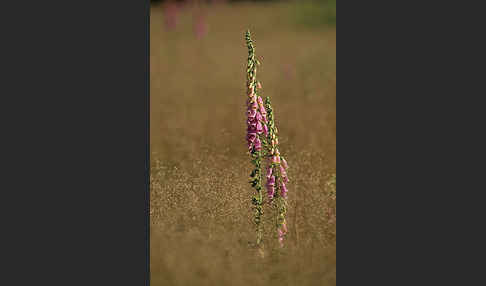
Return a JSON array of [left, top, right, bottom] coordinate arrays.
[[293, 0, 336, 27]]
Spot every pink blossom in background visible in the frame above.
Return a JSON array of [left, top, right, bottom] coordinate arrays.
[[193, 10, 208, 39], [162, 1, 180, 31]]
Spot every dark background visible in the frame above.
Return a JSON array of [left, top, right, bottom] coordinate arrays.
[[1, 0, 149, 285]]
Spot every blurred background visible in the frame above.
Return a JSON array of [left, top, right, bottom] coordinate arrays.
[[151, 0, 336, 285]]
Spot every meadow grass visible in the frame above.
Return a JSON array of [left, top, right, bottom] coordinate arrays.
[[151, 2, 336, 285]]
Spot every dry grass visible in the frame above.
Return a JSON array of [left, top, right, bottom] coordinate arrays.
[[151, 2, 336, 285]]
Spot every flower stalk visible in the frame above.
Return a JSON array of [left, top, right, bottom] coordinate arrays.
[[245, 30, 267, 248], [264, 97, 289, 247]]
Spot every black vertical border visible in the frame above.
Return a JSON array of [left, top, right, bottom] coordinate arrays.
[[1, 0, 151, 284], [145, 0, 151, 285], [338, 0, 486, 285]]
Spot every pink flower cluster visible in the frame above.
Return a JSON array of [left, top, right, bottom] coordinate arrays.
[[246, 86, 267, 152]]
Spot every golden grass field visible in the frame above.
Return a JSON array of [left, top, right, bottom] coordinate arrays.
[[150, 1, 336, 285]]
